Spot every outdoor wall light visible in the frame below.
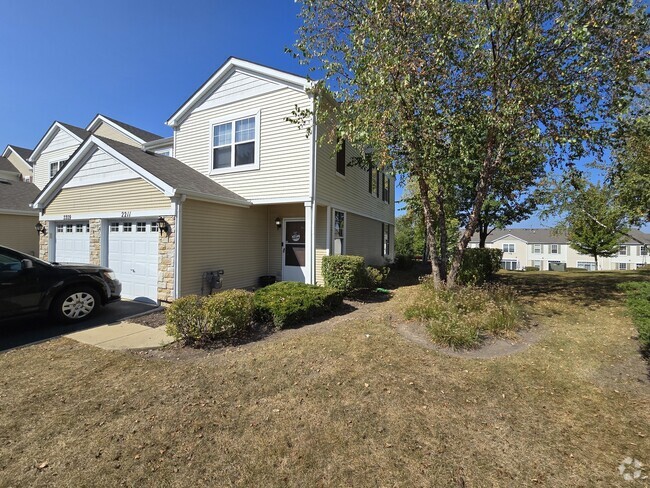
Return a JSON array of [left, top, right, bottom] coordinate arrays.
[[156, 216, 170, 236], [35, 222, 47, 236], [275, 217, 281, 229]]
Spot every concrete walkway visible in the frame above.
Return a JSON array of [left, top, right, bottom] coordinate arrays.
[[65, 322, 174, 351]]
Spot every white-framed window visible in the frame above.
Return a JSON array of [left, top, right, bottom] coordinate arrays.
[[382, 173, 390, 203], [49, 160, 67, 179], [332, 210, 346, 255], [550, 244, 560, 254], [619, 245, 628, 256], [210, 111, 260, 173], [110, 223, 119, 232], [122, 222, 132, 232], [577, 261, 596, 271], [56, 225, 64, 233], [381, 223, 390, 257], [531, 260, 542, 270], [501, 260, 517, 271], [75, 224, 84, 233], [151, 222, 158, 233], [532, 244, 542, 254], [336, 138, 346, 176], [502, 243, 515, 253], [640, 245, 648, 256], [65, 224, 73, 233], [136, 222, 147, 232], [618, 262, 627, 270]]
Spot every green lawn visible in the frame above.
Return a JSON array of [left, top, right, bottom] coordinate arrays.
[[1, 270, 648, 487]]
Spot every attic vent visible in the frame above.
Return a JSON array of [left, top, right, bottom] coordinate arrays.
[[144, 150, 157, 156]]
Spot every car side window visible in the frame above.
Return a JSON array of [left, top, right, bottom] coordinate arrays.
[[0, 251, 22, 273]]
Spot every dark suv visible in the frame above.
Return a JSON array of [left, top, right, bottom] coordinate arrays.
[[0, 245, 121, 323]]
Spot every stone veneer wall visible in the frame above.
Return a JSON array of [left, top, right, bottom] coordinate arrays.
[[39, 231, 48, 261], [89, 219, 101, 265], [158, 215, 176, 303]]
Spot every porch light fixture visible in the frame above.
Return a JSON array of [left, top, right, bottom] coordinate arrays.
[[156, 216, 170, 236], [275, 217, 281, 229], [35, 222, 47, 236]]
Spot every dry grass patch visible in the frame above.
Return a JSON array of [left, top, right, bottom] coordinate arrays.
[[0, 271, 649, 487]]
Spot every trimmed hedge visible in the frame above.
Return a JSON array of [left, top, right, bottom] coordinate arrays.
[[458, 248, 503, 285], [166, 290, 255, 342], [254, 281, 342, 329], [618, 281, 650, 349], [366, 265, 390, 288], [322, 255, 368, 293]]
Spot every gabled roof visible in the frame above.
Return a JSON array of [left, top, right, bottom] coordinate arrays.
[[0, 157, 19, 173], [472, 228, 650, 245], [29, 121, 90, 163], [2, 145, 33, 165], [33, 135, 249, 210], [166, 57, 312, 128], [0, 180, 40, 214], [86, 114, 165, 144]]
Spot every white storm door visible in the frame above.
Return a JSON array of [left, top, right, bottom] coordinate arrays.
[[108, 221, 159, 303], [282, 219, 306, 282], [54, 222, 90, 263]]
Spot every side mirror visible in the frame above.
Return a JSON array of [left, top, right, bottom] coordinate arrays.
[[21, 259, 34, 270]]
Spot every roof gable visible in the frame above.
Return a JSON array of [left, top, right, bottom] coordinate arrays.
[[166, 57, 311, 128], [86, 114, 164, 144], [29, 121, 89, 163], [3, 145, 33, 166]]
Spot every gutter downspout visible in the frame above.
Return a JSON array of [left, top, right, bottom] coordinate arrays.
[[173, 194, 186, 300]]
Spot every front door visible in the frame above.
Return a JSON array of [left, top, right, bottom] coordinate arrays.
[[282, 219, 306, 282]]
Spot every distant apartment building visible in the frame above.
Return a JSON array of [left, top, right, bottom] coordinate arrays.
[[469, 228, 649, 271]]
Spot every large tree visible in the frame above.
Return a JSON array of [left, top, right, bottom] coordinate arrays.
[[292, 0, 648, 287]]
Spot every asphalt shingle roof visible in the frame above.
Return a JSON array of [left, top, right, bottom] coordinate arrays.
[[97, 136, 249, 205], [0, 180, 40, 212], [0, 157, 18, 173], [9, 145, 34, 164], [100, 115, 165, 143], [472, 227, 650, 245]]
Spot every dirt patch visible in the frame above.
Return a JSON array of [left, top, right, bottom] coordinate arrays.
[[128, 309, 166, 328], [395, 320, 542, 359]]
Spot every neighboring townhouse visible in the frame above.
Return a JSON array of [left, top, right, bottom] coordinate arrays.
[[32, 57, 395, 304], [469, 228, 650, 271], [0, 179, 40, 255], [1, 145, 33, 182]]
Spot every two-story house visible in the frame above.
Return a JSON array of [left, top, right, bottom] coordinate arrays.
[[31, 58, 395, 304], [470, 228, 649, 271]]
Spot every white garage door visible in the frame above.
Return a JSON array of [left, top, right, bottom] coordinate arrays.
[[108, 220, 159, 303], [54, 222, 90, 263]]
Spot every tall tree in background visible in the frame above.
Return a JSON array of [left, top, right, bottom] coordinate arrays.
[[293, 0, 648, 287], [563, 184, 628, 270]]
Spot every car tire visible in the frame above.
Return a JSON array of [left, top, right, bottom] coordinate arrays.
[[51, 286, 101, 323]]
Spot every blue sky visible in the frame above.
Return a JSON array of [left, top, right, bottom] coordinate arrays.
[[0, 0, 634, 231]]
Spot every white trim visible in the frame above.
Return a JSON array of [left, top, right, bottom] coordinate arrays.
[[208, 109, 261, 175], [100, 220, 109, 267], [281, 217, 308, 283], [304, 202, 313, 284], [173, 196, 185, 300], [142, 136, 174, 151], [41, 207, 175, 222], [249, 196, 310, 205], [166, 58, 312, 127], [0, 208, 39, 216], [86, 115, 147, 145], [179, 190, 250, 208], [29, 122, 85, 163], [2, 146, 33, 175], [325, 205, 331, 257], [309, 96, 317, 284], [315, 198, 394, 225]]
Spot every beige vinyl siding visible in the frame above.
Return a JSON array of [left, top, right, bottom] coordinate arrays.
[[5, 150, 33, 179], [44, 179, 169, 216], [91, 121, 141, 147], [346, 212, 385, 266], [180, 199, 268, 294], [265, 203, 305, 280], [314, 205, 328, 284], [174, 87, 312, 201], [0, 214, 39, 255], [315, 112, 394, 225], [33, 129, 81, 190]]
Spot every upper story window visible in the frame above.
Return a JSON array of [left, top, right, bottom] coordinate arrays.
[[619, 245, 628, 256], [532, 244, 542, 254], [49, 160, 67, 179], [336, 139, 346, 176], [211, 112, 260, 174], [550, 244, 560, 254], [502, 243, 515, 253], [382, 173, 390, 203]]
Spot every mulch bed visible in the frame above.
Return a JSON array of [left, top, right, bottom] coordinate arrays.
[[128, 310, 167, 328]]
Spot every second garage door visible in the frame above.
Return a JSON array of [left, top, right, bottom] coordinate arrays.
[[54, 222, 90, 263], [108, 220, 159, 303]]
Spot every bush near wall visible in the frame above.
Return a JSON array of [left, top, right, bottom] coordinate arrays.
[[366, 265, 390, 288], [322, 255, 368, 293], [166, 290, 255, 343], [618, 281, 650, 349], [458, 248, 503, 285], [254, 281, 343, 329]]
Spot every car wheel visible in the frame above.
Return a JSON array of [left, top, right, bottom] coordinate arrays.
[[51, 287, 100, 323]]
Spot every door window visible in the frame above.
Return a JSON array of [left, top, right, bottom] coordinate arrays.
[[285, 221, 306, 267]]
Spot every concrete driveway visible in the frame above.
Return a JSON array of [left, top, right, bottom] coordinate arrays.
[[0, 300, 158, 352]]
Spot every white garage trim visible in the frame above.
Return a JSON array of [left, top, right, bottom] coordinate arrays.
[[41, 205, 175, 222]]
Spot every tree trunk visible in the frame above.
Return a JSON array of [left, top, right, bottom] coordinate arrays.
[[478, 219, 489, 248], [415, 172, 443, 288], [435, 184, 448, 282], [594, 254, 599, 271], [448, 140, 504, 286]]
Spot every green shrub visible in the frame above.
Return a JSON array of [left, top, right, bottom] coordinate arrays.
[[166, 290, 255, 343], [254, 281, 343, 329], [524, 266, 540, 272], [405, 283, 523, 349], [618, 281, 650, 348], [366, 265, 390, 288], [458, 248, 503, 285], [322, 255, 368, 293]]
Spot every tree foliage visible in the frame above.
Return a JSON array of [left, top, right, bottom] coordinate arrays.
[[292, 0, 648, 287]]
